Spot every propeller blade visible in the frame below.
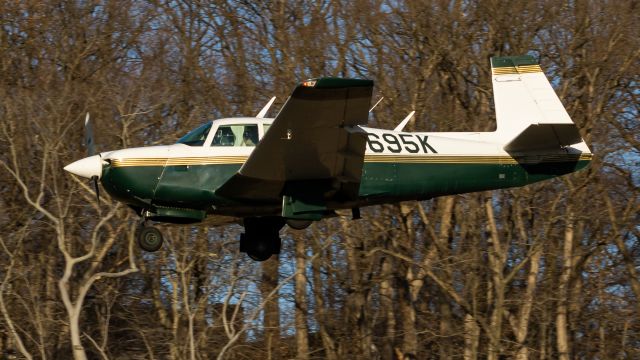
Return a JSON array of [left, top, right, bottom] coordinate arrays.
[[91, 175, 100, 204], [84, 113, 96, 156]]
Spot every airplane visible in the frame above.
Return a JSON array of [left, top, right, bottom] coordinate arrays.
[[64, 55, 592, 261]]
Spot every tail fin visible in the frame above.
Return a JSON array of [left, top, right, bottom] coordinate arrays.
[[491, 55, 583, 152]]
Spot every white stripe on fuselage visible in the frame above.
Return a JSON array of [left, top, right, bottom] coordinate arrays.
[[101, 119, 591, 164], [102, 143, 255, 162]]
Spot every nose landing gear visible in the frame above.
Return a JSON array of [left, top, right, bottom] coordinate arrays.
[[240, 217, 285, 261], [137, 226, 164, 252]]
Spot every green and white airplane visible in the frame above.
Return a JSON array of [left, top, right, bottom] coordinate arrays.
[[64, 56, 592, 261]]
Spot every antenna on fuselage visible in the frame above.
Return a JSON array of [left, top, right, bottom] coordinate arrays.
[[369, 97, 384, 112], [393, 111, 416, 132], [256, 97, 276, 118]]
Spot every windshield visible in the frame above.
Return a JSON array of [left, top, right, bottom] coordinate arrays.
[[176, 122, 212, 146]]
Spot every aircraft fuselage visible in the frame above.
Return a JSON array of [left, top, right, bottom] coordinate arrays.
[[95, 119, 591, 222]]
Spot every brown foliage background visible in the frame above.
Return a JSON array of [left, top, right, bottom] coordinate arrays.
[[0, 1, 638, 359]]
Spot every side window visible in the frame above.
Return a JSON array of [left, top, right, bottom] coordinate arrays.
[[212, 126, 236, 146], [212, 124, 259, 147], [176, 122, 212, 146], [263, 123, 271, 136], [242, 124, 258, 146]]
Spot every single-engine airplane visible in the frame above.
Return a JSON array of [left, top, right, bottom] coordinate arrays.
[[64, 56, 592, 261]]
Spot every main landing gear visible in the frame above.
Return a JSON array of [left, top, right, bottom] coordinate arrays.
[[132, 212, 292, 259], [136, 220, 164, 252], [240, 217, 285, 261]]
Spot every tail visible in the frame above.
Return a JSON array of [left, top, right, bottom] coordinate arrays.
[[491, 55, 584, 152]]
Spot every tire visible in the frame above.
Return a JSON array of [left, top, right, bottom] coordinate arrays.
[[241, 217, 285, 261], [244, 234, 280, 261], [286, 219, 312, 230], [137, 226, 163, 252], [247, 250, 273, 262]]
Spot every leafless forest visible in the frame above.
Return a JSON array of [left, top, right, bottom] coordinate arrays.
[[0, 1, 638, 359]]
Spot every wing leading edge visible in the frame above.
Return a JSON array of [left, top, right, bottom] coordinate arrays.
[[216, 77, 373, 210]]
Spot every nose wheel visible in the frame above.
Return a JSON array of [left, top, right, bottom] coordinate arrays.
[[137, 226, 164, 252]]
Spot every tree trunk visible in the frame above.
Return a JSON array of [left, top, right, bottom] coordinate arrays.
[[485, 198, 506, 360], [310, 237, 337, 360], [344, 224, 371, 360], [294, 237, 309, 360], [69, 311, 87, 360], [439, 297, 453, 359], [261, 256, 280, 359], [463, 314, 479, 360], [515, 248, 542, 360], [379, 256, 396, 359], [398, 272, 417, 357], [556, 211, 574, 360]]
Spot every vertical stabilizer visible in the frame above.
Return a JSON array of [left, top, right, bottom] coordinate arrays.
[[491, 56, 582, 151]]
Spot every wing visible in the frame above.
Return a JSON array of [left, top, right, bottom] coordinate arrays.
[[216, 77, 373, 204]]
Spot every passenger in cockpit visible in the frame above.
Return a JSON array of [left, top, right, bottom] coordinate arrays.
[[242, 126, 258, 146]]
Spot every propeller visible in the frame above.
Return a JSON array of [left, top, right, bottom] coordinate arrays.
[[91, 175, 100, 203], [84, 113, 100, 204], [84, 112, 95, 156]]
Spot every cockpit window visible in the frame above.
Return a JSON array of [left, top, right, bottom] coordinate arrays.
[[176, 122, 212, 146], [212, 124, 258, 147]]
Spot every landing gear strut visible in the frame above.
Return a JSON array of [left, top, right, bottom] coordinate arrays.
[[240, 217, 285, 261]]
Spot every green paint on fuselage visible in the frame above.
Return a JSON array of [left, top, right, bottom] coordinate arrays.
[[101, 165, 162, 208], [102, 163, 241, 210], [101, 159, 590, 217], [360, 160, 590, 201], [153, 164, 239, 208]]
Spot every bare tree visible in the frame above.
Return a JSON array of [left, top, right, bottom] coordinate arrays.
[[0, 1, 638, 359]]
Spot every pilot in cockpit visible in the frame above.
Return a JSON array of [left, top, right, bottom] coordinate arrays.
[[242, 126, 258, 146]]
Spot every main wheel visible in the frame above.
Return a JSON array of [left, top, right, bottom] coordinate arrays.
[[286, 219, 312, 230], [247, 249, 273, 261], [137, 226, 164, 252], [242, 233, 281, 262]]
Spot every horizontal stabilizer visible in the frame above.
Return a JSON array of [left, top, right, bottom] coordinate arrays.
[[504, 123, 582, 152]]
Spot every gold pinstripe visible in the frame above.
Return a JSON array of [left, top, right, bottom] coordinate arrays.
[[111, 156, 248, 167], [110, 154, 592, 167], [365, 155, 518, 164], [365, 153, 591, 164], [492, 64, 543, 75]]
